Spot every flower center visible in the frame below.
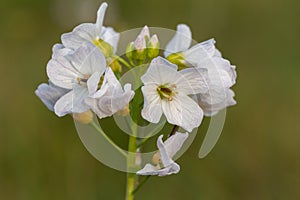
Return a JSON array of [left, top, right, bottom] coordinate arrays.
[[157, 84, 177, 101]]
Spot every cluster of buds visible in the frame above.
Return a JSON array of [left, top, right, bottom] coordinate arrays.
[[126, 26, 160, 65]]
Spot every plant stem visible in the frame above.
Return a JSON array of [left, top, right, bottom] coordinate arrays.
[[90, 121, 127, 157], [126, 134, 137, 200], [113, 55, 132, 69]]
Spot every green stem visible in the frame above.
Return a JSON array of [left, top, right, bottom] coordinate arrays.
[[90, 121, 127, 157], [113, 55, 132, 69]]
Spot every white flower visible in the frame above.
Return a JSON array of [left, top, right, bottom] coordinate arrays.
[[61, 2, 120, 54], [165, 24, 237, 116], [47, 42, 106, 116], [85, 67, 135, 119], [137, 132, 188, 176], [35, 81, 70, 111], [141, 57, 209, 132]]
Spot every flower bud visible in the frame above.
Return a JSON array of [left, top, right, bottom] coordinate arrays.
[[147, 34, 160, 59], [166, 52, 187, 70], [73, 110, 93, 124]]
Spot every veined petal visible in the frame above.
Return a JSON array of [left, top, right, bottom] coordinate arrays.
[[61, 23, 97, 50], [67, 42, 106, 75], [35, 82, 70, 111], [46, 56, 79, 89], [141, 57, 178, 85], [54, 85, 89, 117], [87, 72, 101, 95], [96, 2, 108, 31], [177, 67, 209, 95], [157, 135, 174, 167], [141, 85, 163, 123], [164, 132, 189, 158], [162, 94, 203, 132], [137, 162, 180, 176], [164, 24, 192, 57], [183, 38, 216, 66], [101, 27, 120, 53]]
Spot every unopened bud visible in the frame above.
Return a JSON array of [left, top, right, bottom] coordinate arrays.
[[147, 34, 160, 59], [73, 110, 93, 124], [166, 52, 187, 70]]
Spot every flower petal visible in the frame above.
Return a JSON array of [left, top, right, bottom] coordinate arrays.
[[162, 94, 203, 132], [87, 71, 101, 95], [54, 85, 89, 117], [46, 56, 79, 89], [67, 42, 106, 75], [177, 67, 209, 95], [141, 85, 163, 123], [183, 38, 216, 66], [141, 57, 178, 85], [164, 132, 189, 158], [96, 2, 108, 31], [61, 23, 98, 50], [35, 82, 70, 111], [164, 24, 192, 57], [101, 27, 120, 53]]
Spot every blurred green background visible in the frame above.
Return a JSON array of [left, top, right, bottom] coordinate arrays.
[[1, 0, 300, 199]]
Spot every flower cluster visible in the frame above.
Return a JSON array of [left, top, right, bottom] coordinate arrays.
[[35, 2, 237, 177]]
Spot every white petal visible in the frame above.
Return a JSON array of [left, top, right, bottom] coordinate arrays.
[[46, 56, 79, 89], [183, 38, 216, 66], [136, 163, 159, 175], [96, 2, 108, 31], [164, 132, 189, 158], [164, 24, 192, 57], [101, 26, 120, 53], [162, 94, 203, 132], [141, 85, 163, 123], [87, 72, 101, 95], [177, 67, 209, 95], [157, 135, 174, 167], [61, 23, 98, 50], [54, 86, 89, 116], [141, 57, 178, 85], [85, 69, 135, 118], [35, 82, 70, 111], [67, 42, 106, 75]]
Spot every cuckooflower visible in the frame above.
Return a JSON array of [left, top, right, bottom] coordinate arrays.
[[35, 81, 70, 112], [85, 67, 135, 119], [165, 24, 237, 116], [137, 132, 188, 176], [141, 57, 209, 132], [61, 2, 120, 56], [47, 42, 106, 116]]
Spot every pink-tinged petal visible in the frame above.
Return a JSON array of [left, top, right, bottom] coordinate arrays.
[[162, 94, 203, 132], [141, 85, 163, 123], [164, 24, 192, 57]]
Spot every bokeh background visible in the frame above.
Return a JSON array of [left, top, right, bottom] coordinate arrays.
[[1, 0, 300, 199]]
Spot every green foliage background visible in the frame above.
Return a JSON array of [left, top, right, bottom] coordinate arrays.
[[0, 0, 299, 199]]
